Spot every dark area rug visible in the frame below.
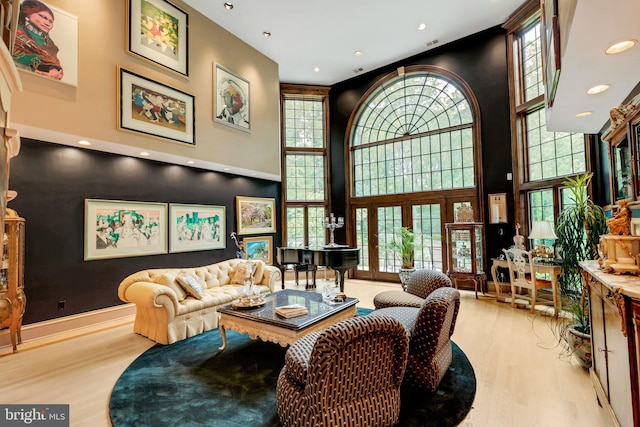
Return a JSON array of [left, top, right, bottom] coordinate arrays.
[[110, 309, 476, 427]]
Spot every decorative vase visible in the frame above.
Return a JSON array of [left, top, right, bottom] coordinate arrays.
[[399, 267, 416, 291], [567, 327, 591, 369]]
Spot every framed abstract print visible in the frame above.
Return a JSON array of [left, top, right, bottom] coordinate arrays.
[[214, 63, 250, 132], [169, 203, 226, 253], [127, 0, 189, 77], [243, 236, 273, 265], [85, 199, 168, 261], [118, 67, 195, 145]]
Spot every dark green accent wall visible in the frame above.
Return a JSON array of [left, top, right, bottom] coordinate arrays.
[[9, 139, 280, 325], [328, 26, 516, 262]]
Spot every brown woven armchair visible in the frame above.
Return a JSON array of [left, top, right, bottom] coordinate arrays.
[[373, 269, 453, 309], [371, 286, 460, 391], [276, 315, 410, 427]]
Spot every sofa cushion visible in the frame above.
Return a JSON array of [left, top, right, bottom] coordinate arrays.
[[176, 273, 205, 299], [153, 272, 188, 302], [230, 260, 264, 285]]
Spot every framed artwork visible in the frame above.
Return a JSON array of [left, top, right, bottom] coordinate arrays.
[[236, 196, 276, 235], [488, 193, 507, 224], [84, 199, 168, 261], [243, 236, 273, 265], [169, 204, 226, 253], [127, 0, 189, 77], [214, 63, 251, 132], [12, 0, 78, 86], [118, 67, 195, 145]]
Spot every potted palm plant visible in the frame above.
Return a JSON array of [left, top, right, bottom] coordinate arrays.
[[388, 226, 416, 289], [555, 173, 608, 367]]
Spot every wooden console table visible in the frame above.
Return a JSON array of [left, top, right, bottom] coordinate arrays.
[[580, 260, 640, 427], [491, 257, 561, 316]]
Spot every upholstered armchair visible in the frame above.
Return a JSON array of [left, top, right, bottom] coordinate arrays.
[[373, 269, 453, 309], [371, 286, 460, 391], [276, 315, 410, 427]]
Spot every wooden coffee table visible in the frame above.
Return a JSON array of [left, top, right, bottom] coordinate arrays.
[[217, 289, 359, 350]]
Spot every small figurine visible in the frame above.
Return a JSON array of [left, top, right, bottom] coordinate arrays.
[[606, 200, 631, 236]]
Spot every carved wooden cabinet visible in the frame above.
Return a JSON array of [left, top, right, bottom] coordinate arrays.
[[602, 99, 640, 204], [580, 261, 640, 427], [1, 208, 25, 352], [445, 222, 486, 298]]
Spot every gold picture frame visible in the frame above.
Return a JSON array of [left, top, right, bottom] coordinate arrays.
[[236, 196, 275, 235], [243, 236, 273, 265]]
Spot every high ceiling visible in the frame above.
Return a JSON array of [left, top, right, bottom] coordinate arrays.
[[184, 0, 640, 134]]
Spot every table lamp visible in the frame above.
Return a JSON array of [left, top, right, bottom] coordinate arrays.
[[528, 220, 557, 260]]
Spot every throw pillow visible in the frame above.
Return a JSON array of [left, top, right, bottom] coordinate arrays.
[[230, 261, 257, 285], [176, 273, 204, 299]]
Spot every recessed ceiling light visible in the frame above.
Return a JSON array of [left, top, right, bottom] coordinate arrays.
[[223, 2, 233, 10], [418, 23, 426, 31], [354, 50, 362, 56], [186, 160, 195, 165], [575, 111, 593, 118], [314, 67, 320, 73], [605, 39, 637, 54], [262, 31, 271, 38], [77, 140, 91, 146], [139, 152, 150, 157], [587, 84, 610, 95], [223, 167, 231, 171]]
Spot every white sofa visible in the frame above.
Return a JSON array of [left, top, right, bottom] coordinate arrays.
[[118, 258, 281, 344]]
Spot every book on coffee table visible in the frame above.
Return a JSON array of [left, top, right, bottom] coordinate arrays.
[[275, 304, 309, 318]]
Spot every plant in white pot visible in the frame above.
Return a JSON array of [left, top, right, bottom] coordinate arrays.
[[388, 226, 416, 289], [555, 173, 608, 368]]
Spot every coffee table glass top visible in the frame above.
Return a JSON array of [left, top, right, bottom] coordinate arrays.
[[218, 289, 358, 331]]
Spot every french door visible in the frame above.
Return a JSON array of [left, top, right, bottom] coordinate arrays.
[[350, 196, 476, 282]]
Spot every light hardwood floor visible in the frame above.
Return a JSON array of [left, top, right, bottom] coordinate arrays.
[[0, 278, 608, 427]]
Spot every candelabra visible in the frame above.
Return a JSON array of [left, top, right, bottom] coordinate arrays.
[[324, 213, 344, 248]]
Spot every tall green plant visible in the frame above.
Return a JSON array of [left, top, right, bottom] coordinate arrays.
[[556, 173, 608, 328], [388, 226, 415, 269]]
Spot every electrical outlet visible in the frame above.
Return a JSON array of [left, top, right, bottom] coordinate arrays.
[[58, 300, 66, 311]]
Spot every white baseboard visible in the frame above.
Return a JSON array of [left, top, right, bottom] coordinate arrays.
[[0, 303, 136, 352]]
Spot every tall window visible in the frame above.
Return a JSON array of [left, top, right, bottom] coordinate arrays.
[[281, 85, 330, 247], [347, 66, 481, 280], [504, 1, 589, 237]]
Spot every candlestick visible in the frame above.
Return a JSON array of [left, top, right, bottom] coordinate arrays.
[[324, 213, 344, 247]]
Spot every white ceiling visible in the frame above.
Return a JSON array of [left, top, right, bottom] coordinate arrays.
[[184, 0, 640, 134]]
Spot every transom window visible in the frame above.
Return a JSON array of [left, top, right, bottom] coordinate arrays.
[[351, 72, 475, 197]]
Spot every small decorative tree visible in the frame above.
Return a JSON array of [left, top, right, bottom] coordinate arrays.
[[388, 226, 415, 289]]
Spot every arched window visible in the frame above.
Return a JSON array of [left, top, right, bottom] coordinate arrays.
[[347, 66, 481, 281]]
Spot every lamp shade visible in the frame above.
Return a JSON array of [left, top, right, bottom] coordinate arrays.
[[529, 221, 557, 240]]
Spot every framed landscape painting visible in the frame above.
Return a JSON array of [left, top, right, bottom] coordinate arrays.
[[12, 0, 78, 86], [243, 236, 273, 265], [127, 0, 188, 77], [169, 204, 226, 253], [214, 63, 250, 132], [85, 199, 168, 261], [236, 196, 275, 235], [118, 67, 195, 145]]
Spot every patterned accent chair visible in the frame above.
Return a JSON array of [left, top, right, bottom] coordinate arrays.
[[276, 315, 410, 427], [371, 286, 460, 391], [373, 269, 453, 309]]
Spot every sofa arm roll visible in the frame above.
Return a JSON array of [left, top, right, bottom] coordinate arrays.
[[262, 265, 282, 292], [119, 281, 179, 320]]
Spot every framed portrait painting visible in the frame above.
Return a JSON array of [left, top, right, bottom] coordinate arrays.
[[169, 204, 226, 253], [236, 196, 276, 235], [127, 0, 188, 77], [85, 199, 168, 261], [243, 236, 273, 265], [12, 0, 78, 86], [118, 67, 195, 145], [214, 63, 250, 132]]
